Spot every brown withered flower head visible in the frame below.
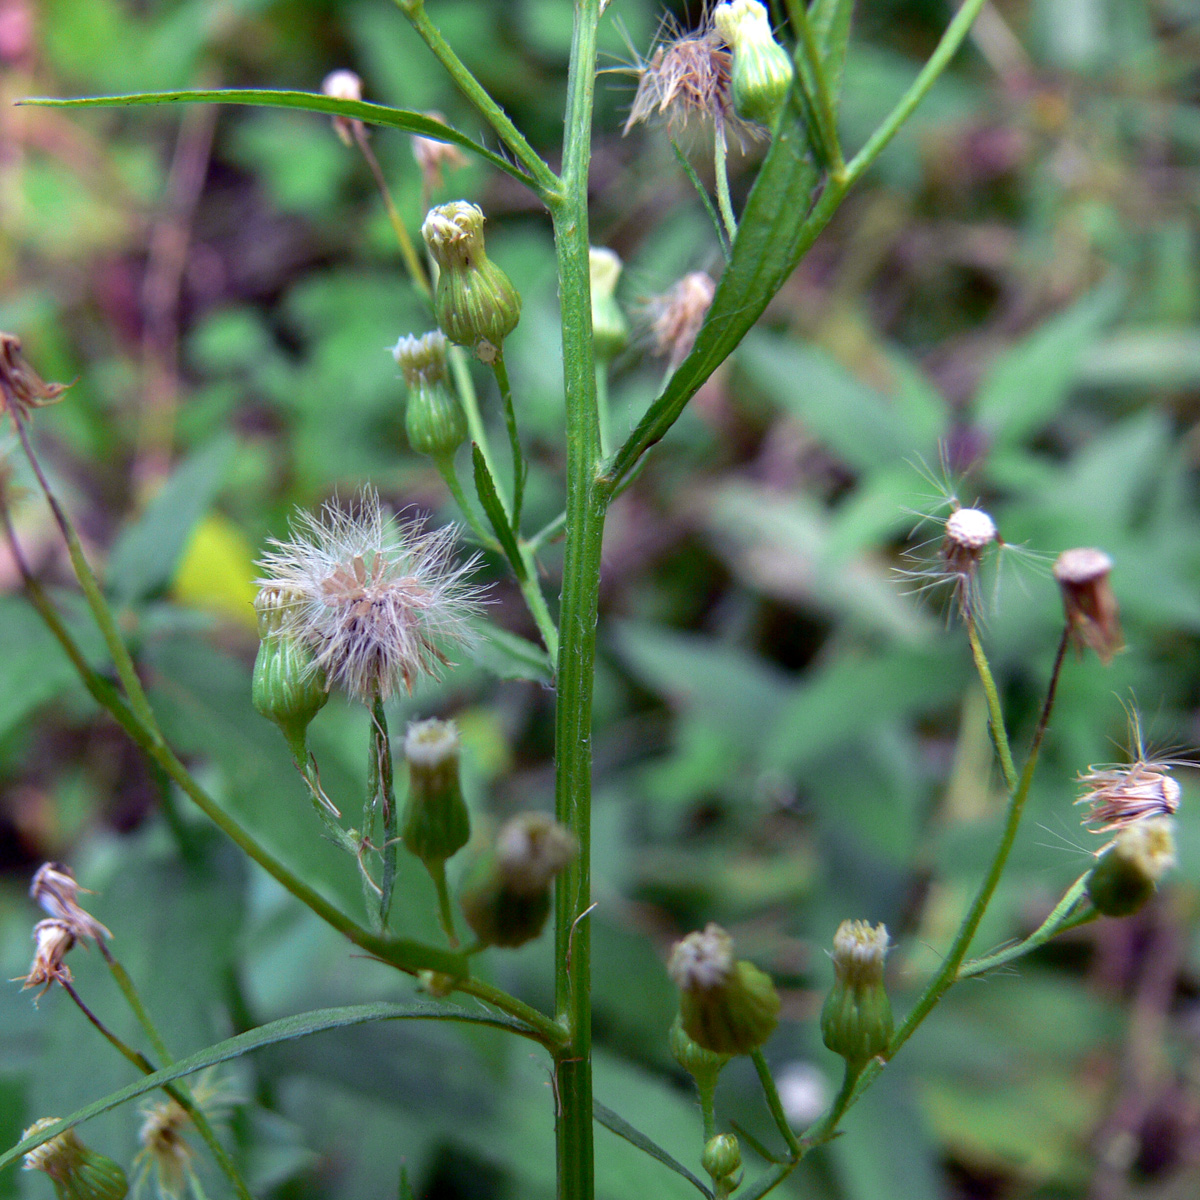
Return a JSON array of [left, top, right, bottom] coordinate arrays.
[[647, 271, 716, 371], [1053, 547, 1123, 665], [18, 919, 75, 999], [1076, 711, 1184, 833], [412, 113, 468, 193], [30, 863, 111, 944], [0, 332, 69, 420]]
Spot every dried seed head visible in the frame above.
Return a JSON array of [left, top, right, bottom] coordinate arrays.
[[321, 70, 363, 147], [624, 21, 735, 138], [1077, 760, 1181, 832], [19, 919, 75, 999], [1054, 547, 1122, 665], [412, 113, 468, 192], [29, 863, 111, 944], [256, 488, 487, 704], [648, 271, 716, 372], [0, 332, 69, 420]]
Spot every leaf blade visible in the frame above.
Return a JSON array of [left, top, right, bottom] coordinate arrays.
[[593, 1100, 713, 1199]]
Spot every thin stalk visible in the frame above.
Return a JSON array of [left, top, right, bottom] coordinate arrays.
[[798, 1062, 860, 1151], [670, 139, 731, 260], [549, 1, 606, 1195], [751, 1048, 802, 1159], [845, 0, 989, 186], [784, 0, 845, 179], [517, 543, 560, 660], [526, 511, 566, 553], [490, 351, 526, 526], [426, 859, 459, 947], [697, 1077, 717, 1143], [958, 872, 1093, 979], [712, 120, 738, 245], [394, 0, 560, 199], [966, 617, 1018, 793], [449, 345, 506, 512], [11, 410, 162, 742], [454, 977, 568, 1049], [352, 122, 431, 299], [594, 364, 612, 461], [435, 455, 500, 552], [371, 696, 399, 928]]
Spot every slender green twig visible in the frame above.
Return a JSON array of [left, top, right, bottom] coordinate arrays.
[[371, 696, 399, 929], [435, 456, 501, 551], [426, 858, 459, 947], [798, 1061, 860, 1151], [490, 352, 526, 527], [783, 0, 845, 179], [448, 346, 507, 512], [394, 0, 560, 199], [712, 120, 739, 245], [525, 511, 565, 553], [751, 1048, 802, 1158], [516, 544, 560, 660], [966, 617, 1019, 793], [670, 139, 731, 260]]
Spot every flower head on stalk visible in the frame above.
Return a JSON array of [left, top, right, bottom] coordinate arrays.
[[17, 919, 75, 999], [411, 114, 468, 193], [256, 489, 486, 704], [0, 332, 69, 420], [646, 271, 716, 372], [30, 863, 111, 944], [135, 1074, 233, 1200]]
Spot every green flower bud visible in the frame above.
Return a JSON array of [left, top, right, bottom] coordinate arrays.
[[392, 332, 468, 461], [422, 202, 521, 364], [820, 920, 893, 1070], [23, 1121, 129, 1200], [252, 584, 328, 762], [668, 1015, 730, 1094], [589, 247, 629, 362], [460, 813, 577, 948], [714, 0, 795, 126], [402, 719, 470, 867], [1087, 817, 1176, 917], [702, 1133, 742, 1187], [669, 924, 780, 1056]]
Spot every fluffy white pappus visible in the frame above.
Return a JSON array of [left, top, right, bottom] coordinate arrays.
[[256, 489, 488, 703]]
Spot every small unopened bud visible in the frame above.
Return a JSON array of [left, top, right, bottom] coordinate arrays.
[[321, 70, 363, 147], [30, 863, 110, 943], [252, 584, 329, 762], [402, 719, 470, 868], [392, 333, 467, 460], [422, 202, 521, 364], [19, 919, 75, 999], [713, 0, 794, 126], [412, 114, 468, 192], [460, 813, 577, 948], [702, 1133, 742, 1190], [669, 1015, 730, 1091], [1054, 548, 1123, 665], [820, 920, 893, 1070], [23, 1121, 129, 1200], [1087, 816, 1176, 917], [589, 248, 629, 362], [669, 924, 780, 1056]]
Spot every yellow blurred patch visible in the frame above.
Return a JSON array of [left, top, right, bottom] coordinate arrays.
[[171, 513, 259, 630]]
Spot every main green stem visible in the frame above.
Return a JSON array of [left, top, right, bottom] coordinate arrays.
[[550, 2, 605, 1196]]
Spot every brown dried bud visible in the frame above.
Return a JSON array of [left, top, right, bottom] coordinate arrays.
[[19, 919, 75, 998], [649, 272, 715, 372], [1053, 548, 1123, 665], [0, 332, 69, 419], [30, 863, 111, 944]]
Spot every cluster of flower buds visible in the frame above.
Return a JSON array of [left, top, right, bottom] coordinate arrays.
[[422, 201, 521, 364], [251, 583, 329, 764], [713, 0, 794, 126], [820, 920, 893, 1071], [391, 331, 467, 463], [402, 719, 471, 875], [668, 923, 780, 1055], [23, 1121, 128, 1200], [461, 813, 577, 947]]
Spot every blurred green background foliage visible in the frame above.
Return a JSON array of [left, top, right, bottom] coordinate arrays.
[[2, 0, 1200, 1196]]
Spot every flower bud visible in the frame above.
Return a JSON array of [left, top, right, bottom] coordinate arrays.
[[820, 920, 893, 1069], [422, 202, 521, 364], [321, 70, 363, 147], [411, 114, 468, 192], [252, 584, 329, 762], [668, 1015, 730, 1092], [713, 0, 794, 126], [669, 924, 780, 1055], [20, 919, 75, 998], [23, 1121, 129, 1200], [1053, 548, 1123, 665], [460, 813, 577, 948], [391, 332, 467, 460], [702, 1133, 742, 1188], [1087, 817, 1176, 917], [589, 248, 629, 362], [402, 719, 470, 868], [30, 863, 110, 943]]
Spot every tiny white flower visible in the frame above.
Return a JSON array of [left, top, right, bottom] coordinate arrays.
[[256, 488, 487, 704]]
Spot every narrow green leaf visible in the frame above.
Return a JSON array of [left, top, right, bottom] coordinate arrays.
[[108, 434, 235, 605], [593, 1100, 713, 1199], [1, 1002, 539, 1174], [20, 90, 533, 188], [605, 99, 825, 489], [671, 139, 731, 261], [730, 1121, 786, 1165], [471, 443, 526, 581], [810, 0, 856, 107]]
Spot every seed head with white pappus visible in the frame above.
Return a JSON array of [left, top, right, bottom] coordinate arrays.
[[256, 489, 487, 704]]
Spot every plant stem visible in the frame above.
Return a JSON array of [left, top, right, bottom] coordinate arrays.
[[371, 696, 399, 929], [517, 543, 561, 660], [798, 1061, 860, 1151], [527, 511, 566, 553], [712, 120, 738, 245], [784, 0, 845, 179], [490, 351, 526, 527], [454, 977, 568, 1049], [966, 617, 1018, 793], [352, 121, 431, 299], [435, 456, 500, 551], [548, 1, 605, 1195], [751, 1048, 801, 1159], [394, 0, 560, 199], [426, 859, 459, 946]]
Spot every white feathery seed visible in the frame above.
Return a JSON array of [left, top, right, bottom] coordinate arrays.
[[256, 489, 487, 703]]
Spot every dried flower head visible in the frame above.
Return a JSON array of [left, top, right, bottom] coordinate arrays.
[[624, 18, 736, 138], [495, 812, 578, 894], [1054, 547, 1123, 665], [30, 863, 111, 944], [23, 1120, 128, 1200], [18, 919, 75, 998], [256, 488, 486, 703], [669, 923, 734, 992], [0, 332, 69, 420], [647, 271, 716, 371], [135, 1075, 233, 1200], [321, 69, 364, 147], [412, 113, 468, 193]]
